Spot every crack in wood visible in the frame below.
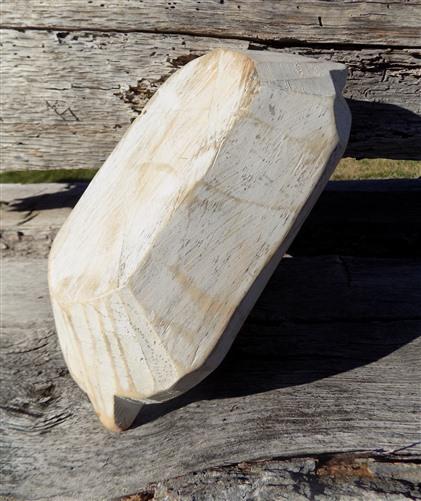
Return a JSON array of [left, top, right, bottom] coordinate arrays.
[[1, 25, 420, 50]]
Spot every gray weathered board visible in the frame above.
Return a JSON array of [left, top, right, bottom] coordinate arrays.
[[2, 179, 420, 258], [1, 182, 420, 499], [1, 0, 421, 171], [3, 0, 421, 45], [123, 455, 421, 500]]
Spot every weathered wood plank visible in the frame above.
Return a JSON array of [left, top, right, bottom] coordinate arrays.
[[2, 179, 420, 258], [123, 455, 421, 500], [2, 0, 421, 46], [1, 254, 420, 499], [2, 30, 420, 171]]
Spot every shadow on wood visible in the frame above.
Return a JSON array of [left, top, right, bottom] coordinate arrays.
[[7, 182, 88, 211], [7, 179, 421, 257], [290, 179, 421, 257], [132, 255, 421, 428], [345, 100, 421, 160]]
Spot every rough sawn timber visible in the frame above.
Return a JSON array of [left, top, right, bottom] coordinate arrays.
[[2, 0, 421, 46], [1, 254, 420, 499], [1, 31, 421, 171]]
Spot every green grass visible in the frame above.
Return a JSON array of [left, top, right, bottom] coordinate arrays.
[[0, 168, 98, 183], [332, 158, 421, 180], [0, 159, 420, 183]]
